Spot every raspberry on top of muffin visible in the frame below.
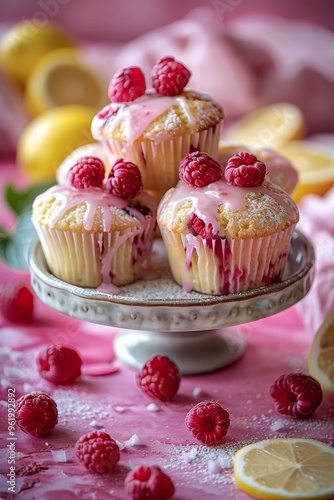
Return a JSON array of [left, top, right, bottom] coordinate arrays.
[[158, 150, 299, 295]]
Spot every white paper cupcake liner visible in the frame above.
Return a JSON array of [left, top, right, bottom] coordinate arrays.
[[160, 225, 296, 295], [103, 122, 222, 191]]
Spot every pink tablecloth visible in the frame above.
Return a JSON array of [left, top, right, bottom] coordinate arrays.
[[0, 159, 333, 499]]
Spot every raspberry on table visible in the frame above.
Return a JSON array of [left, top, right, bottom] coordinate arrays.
[[270, 372, 323, 418], [136, 355, 181, 401], [36, 344, 82, 385], [185, 401, 230, 446], [105, 158, 143, 200], [15, 392, 58, 437], [151, 56, 191, 96], [0, 281, 34, 323], [75, 430, 120, 473], [125, 465, 175, 500], [67, 156, 105, 189], [224, 151, 266, 187], [189, 214, 218, 239], [108, 66, 146, 103], [179, 151, 223, 187]]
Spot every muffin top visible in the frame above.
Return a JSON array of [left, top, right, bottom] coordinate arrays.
[[33, 184, 157, 233], [91, 89, 223, 144], [158, 151, 299, 240]]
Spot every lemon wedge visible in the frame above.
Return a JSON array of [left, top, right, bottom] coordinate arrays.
[[226, 103, 305, 149], [0, 21, 75, 88], [278, 140, 334, 202], [234, 438, 334, 499], [25, 48, 108, 116], [308, 310, 334, 393], [17, 105, 97, 182]]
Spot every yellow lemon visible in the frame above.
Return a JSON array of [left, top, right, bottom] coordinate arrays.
[[25, 48, 108, 116], [0, 20, 75, 88], [278, 140, 334, 203], [234, 438, 334, 499], [17, 105, 97, 182], [226, 103, 305, 149], [308, 309, 334, 393]]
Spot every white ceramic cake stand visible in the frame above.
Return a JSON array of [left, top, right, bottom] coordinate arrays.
[[29, 230, 315, 375]]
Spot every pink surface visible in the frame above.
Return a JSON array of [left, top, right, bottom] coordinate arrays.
[[1, 161, 334, 499]]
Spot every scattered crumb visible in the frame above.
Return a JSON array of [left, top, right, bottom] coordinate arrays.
[[51, 449, 67, 463]]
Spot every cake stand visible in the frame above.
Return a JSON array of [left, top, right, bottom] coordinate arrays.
[[29, 230, 315, 375]]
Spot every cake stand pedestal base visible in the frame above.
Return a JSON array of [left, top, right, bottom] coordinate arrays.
[[114, 328, 246, 375]]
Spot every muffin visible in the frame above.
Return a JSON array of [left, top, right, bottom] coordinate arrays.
[[32, 156, 157, 292], [218, 141, 299, 195], [91, 57, 223, 191], [158, 150, 299, 295]]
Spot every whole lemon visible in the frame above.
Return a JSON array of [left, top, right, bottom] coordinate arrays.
[[0, 20, 75, 87], [17, 105, 97, 182]]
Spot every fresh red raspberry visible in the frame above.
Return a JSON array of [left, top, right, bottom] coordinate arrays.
[[75, 431, 120, 473], [136, 355, 181, 401], [0, 281, 34, 323], [15, 392, 58, 437], [36, 344, 82, 385], [224, 151, 266, 187], [105, 158, 143, 200], [125, 465, 175, 500], [185, 401, 230, 446], [108, 66, 146, 103], [189, 214, 218, 239], [270, 372, 323, 419], [151, 56, 191, 96], [67, 156, 105, 189], [179, 151, 223, 187]]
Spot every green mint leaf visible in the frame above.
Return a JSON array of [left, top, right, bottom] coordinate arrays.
[[5, 181, 55, 216]]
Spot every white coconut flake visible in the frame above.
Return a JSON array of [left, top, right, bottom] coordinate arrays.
[[51, 449, 67, 462], [270, 420, 286, 432], [114, 406, 125, 413], [4, 366, 24, 379], [192, 387, 203, 397], [208, 459, 221, 474], [89, 420, 104, 429], [116, 440, 125, 450], [124, 434, 140, 447], [182, 447, 198, 464], [219, 456, 233, 468], [146, 403, 161, 412]]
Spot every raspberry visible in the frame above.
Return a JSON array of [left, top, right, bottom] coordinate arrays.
[[36, 344, 82, 385], [124, 465, 175, 500], [185, 401, 230, 446], [0, 281, 34, 323], [15, 392, 58, 437], [179, 151, 223, 187], [108, 66, 146, 103], [136, 355, 181, 401], [224, 151, 266, 187], [189, 214, 218, 239], [151, 56, 191, 96], [75, 431, 120, 473], [67, 156, 105, 189], [105, 158, 143, 200], [270, 372, 323, 419]]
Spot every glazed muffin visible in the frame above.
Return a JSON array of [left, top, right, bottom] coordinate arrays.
[[32, 156, 157, 291], [218, 141, 299, 195], [91, 57, 223, 191], [158, 151, 299, 295]]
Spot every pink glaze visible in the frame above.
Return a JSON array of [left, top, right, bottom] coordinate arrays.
[[92, 92, 196, 145]]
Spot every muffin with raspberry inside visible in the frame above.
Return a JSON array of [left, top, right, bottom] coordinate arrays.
[[91, 56, 223, 191], [32, 156, 157, 290], [157, 150, 299, 295]]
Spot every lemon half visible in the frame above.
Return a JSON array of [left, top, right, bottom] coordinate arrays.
[[308, 310, 334, 393], [25, 48, 108, 116], [234, 438, 334, 499]]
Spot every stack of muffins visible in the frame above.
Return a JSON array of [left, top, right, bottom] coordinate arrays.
[[32, 56, 299, 296]]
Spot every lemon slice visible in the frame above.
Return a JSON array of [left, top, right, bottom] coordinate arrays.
[[17, 105, 97, 182], [0, 21, 75, 88], [234, 438, 334, 499], [278, 140, 334, 203], [308, 310, 334, 393], [226, 103, 305, 149], [25, 48, 108, 116]]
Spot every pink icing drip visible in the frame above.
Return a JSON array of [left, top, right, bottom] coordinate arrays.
[[93, 93, 196, 145]]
